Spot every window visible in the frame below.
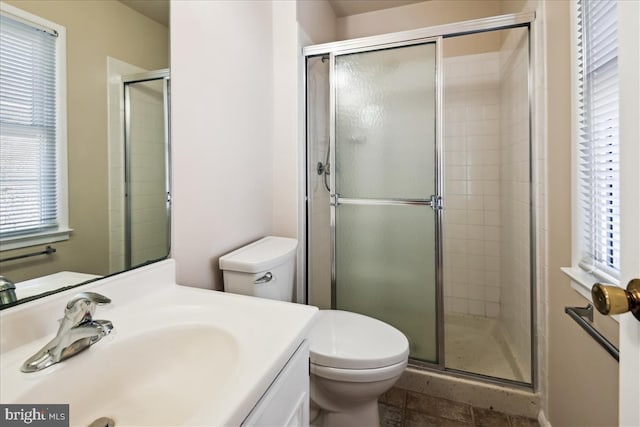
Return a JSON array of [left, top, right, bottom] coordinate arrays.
[[565, 0, 620, 290], [0, 4, 68, 250]]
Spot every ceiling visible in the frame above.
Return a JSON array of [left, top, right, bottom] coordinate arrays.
[[328, 0, 427, 17], [118, 0, 169, 27], [117, 0, 429, 26]]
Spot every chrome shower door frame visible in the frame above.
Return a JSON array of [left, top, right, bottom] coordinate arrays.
[[327, 37, 445, 368], [303, 11, 537, 388], [122, 69, 171, 270]]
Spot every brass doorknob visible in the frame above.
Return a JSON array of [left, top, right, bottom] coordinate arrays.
[[592, 279, 640, 321]]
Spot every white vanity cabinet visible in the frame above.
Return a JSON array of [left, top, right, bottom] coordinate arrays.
[[243, 340, 310, 426]]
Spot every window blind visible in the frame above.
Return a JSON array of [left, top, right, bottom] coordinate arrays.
[[576, 0, 620, 278], [0, 13, 58, 238]]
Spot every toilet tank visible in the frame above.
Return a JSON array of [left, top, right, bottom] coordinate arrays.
[[219, 236, 298, 302]]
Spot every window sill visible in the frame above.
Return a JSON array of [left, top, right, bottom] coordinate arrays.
[[0, 228, 73, 251], [561, 266, 621, 323]]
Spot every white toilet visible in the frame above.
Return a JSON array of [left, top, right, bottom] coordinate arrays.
[[219, 236, 410, 427]]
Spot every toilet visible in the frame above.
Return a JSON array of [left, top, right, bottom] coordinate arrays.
[[219, 236, 410, 427]]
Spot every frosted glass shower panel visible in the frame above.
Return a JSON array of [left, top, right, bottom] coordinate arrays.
[[306, 56, 332, 309], [335, 43, 436, 199], [335, 204, 438, 363]]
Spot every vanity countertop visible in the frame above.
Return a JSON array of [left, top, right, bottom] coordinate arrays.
[[15, 271, 102, 300], [0, 259, 318, 426]]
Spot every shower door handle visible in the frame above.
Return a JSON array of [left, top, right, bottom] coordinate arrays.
[[334, 196, 437, 207]]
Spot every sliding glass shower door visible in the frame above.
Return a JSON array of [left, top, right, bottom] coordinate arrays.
[[332, 41, 440, 363]]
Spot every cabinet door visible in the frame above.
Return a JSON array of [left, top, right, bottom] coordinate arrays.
[[242, 341, 309, 427]]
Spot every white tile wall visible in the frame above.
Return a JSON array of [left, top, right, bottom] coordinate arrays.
[[443, 51, 503, 318], [443, 29, 532, 381], [498, 28, 532, 381], [128, 81, 169, 266], [107, 58, 168, 271]]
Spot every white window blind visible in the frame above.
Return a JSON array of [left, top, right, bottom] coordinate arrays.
[[576, 0, 620, 279], [0, 13, 59, 238]]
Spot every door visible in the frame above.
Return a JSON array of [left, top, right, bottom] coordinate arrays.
[[617, 1, 639, 424], [331, 41, 440, 363]]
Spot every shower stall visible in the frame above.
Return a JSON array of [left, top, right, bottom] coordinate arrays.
[[122, 70, 171, 269], [304, 13, 535, 387], [107, 67, 171, 272]]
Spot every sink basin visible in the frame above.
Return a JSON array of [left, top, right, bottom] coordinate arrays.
[[12, 324, 238, 426], [0, 260, 318, 426]]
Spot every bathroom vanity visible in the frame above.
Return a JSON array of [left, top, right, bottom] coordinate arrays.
[[0, 260, 317, 426]]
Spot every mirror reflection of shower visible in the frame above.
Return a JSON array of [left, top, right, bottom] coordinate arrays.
[[123, 70, 171, 270]]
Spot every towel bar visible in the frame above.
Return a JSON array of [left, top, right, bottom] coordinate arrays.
[[0, 246, 57, 263], [565, 305, 619, 362]]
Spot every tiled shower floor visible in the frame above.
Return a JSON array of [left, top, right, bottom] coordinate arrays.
[[444, 313, 525, 382]]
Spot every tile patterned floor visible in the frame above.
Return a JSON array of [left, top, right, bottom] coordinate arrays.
[[379, 387, 539, 427]]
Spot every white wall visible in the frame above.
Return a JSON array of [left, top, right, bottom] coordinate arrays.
[[171, 0, 331, 292], [337, 0, 498, 39], [171, 1, 276, 290], [272, 1, 299, 238], [296, 0, 337, 44]]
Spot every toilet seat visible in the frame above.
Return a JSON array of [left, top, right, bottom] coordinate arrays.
[[309, 310, 409, 370], [310, 359, 408, 383]]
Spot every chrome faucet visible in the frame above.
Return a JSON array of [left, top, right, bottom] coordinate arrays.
[[21, 292, 114, 373], [0, 276, 17, 306]]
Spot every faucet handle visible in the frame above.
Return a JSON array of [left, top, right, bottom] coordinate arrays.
[[64, 292, 111, 324]]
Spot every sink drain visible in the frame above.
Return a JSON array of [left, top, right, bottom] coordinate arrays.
[[87, 417, 115, 427]]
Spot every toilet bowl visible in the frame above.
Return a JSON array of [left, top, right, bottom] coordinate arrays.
[[220, 237, 410, 427], [308, 310, 409, 427]]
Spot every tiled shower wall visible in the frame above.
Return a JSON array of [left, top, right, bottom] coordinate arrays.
[[128, 81, 169, 266], [107, 60, 168, 271], [498, 28, 531, 378], [443, 52, 502, 317], [443, 29, 531, 379]]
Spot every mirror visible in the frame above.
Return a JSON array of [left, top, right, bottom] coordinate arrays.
[[0, 0, 170, 308]]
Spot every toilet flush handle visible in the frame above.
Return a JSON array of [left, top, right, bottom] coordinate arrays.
[[255, 272, 273, 284]]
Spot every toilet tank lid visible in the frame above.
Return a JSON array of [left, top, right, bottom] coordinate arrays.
[[219, 236, 298, 273]]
